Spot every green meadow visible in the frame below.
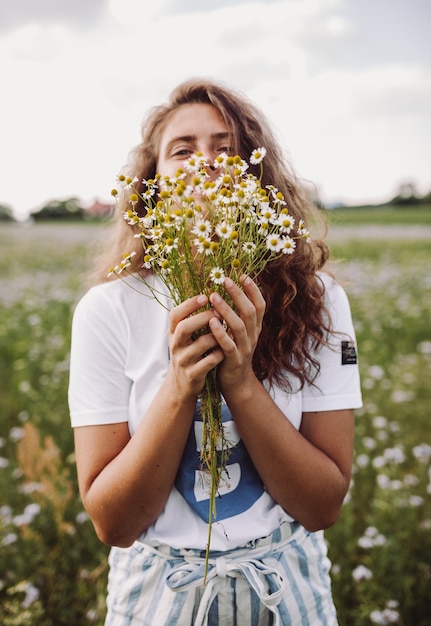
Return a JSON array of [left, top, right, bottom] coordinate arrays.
[[0, 213, 430, 625]]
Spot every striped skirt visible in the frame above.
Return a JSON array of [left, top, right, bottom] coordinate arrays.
[[104, 522, 338, 626]]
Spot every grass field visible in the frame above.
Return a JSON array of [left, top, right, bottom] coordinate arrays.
[[0, 214, 430, 625], [325, 204, 431, 226]]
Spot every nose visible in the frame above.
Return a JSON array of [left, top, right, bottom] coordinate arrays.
[[204, 158, 218, 181]]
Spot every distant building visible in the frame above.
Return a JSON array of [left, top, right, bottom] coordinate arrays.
[[86, 198, 115, 218]]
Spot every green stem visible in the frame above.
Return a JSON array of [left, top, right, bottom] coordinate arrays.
[[200, 368, 224, 584]]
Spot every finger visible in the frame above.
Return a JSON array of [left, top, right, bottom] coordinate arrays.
[[239, 275, 266, 323], [208, 315, 236, 353], [169, 294, 208, 333], [209, 278, 259, 333], [186, 330, 221, 362], [207, 295, 249, 359]]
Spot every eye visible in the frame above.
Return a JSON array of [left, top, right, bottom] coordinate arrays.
[[173, 148, 193, 157]]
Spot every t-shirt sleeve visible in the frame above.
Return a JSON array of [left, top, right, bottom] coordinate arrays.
[[302, 275, 363, 412], [68, 286, 131, 427]]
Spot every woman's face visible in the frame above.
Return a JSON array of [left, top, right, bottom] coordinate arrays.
[[156, 103, 234, 177]]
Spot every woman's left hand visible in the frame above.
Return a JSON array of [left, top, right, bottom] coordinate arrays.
[[208, 275, 265, 393]]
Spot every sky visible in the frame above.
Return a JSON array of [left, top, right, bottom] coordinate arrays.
[[0, 0, 430, 218]]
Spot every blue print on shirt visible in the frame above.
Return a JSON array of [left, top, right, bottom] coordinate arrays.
[[175, 402, 264, 522]]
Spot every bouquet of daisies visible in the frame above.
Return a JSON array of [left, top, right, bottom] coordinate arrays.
[[110, 148, 309, 577]]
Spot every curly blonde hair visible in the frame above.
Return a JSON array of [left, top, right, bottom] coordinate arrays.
[[92, 77, 331, 389]]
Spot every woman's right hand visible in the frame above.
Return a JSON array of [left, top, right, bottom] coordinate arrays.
[[167, 294, 224, 398]]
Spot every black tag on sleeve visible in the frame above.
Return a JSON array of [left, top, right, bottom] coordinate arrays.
[[342, 341, 357, 365]]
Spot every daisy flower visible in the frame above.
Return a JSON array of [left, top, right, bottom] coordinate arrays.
[[250, 147, 267, 165], [215, 221, 233, 239], [265, 233, 282, 252], [297, 219, 311, 240], [280, 236, 296, 254], [210, 267, 225, 285], [163, 237, 178, 253], [258, 206, 277, 224], [213, 152, 229, 168], [194, 236, 212, 255], [184, 152, 209, 173], [192, 218, 212, 237], [242, 241, 257, 254], [277, 213, 295, 233]]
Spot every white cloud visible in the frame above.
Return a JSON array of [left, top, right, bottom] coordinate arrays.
[[108, 0, 176, 24], [0, 0, 430, 217], [0, 0, 107, 32]]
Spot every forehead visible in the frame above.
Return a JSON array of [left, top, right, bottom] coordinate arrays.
[[159, 103, 228, 144]]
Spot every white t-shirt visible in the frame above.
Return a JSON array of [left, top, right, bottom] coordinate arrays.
[[69, 272, 362, 551]]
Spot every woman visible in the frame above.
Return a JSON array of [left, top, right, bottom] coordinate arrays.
[[69, 78, 362, 625]]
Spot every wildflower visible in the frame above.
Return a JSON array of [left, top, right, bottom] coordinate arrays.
[[357, 526, 387, 548], [164, 238, 178, 253], [391, 389, 415, 403], [373, 416, 388, 429], [184, 152, 208, 173], [413, 443, 431, 462], [280, 236, 296, 255], [124, 176, 138, 189], [370, 607, 400, 624], [382, 446, 405, 464], [266, 233, 282, 252], [194, 236, 212, 255], [9, 427, 25, 442], [12, 581, 40, 609], [352, 565, 373, 581], [418, 340, 431, 354], [369, 365, 385, 379], [355, 453, 369, 468], [13, 503, 41, 526], [141, 187, 156, 200], [376, 474, 391, 489], [142, 254, 153, 269], [250, 147, 267, 164], [297, 219, 311, 240], [242, 241, 256, 254], [2, 532, 17, 546], [210, 267, 225, 285], [258, 206, 277, 224], [214, 153, 229, 168], [216, 221, 233, 239], [76, 511, 90, 524], [363, 437, 377, 450], [192, 218, 212, 237], [277, 212, 295, 233], [408, 495, 424, 507], [403, 473, 419, 486]]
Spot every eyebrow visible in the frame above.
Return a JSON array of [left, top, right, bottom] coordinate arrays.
[[164, 132, 233, 154]]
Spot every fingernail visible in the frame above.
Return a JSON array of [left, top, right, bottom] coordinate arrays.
[[224, 277, 234, 288], [197, 295, 207, 305], [211, 292, 222, 304], [209, 317, 220, 328]]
